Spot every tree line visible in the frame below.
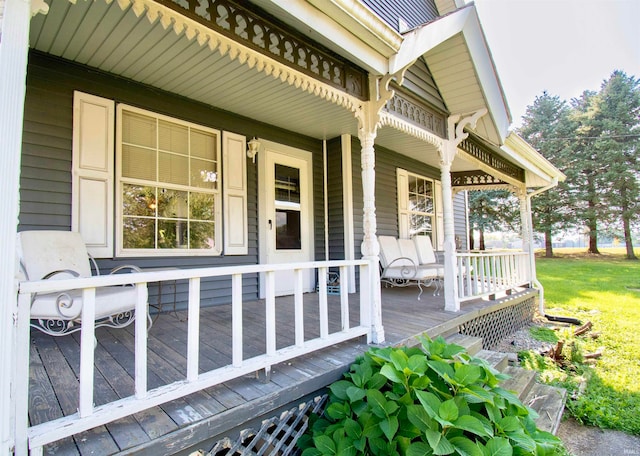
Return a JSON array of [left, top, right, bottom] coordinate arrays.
[[468, 70, 640, 259]]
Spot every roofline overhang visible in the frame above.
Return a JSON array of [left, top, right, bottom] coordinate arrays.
[[254, 0, 402, 74], [390, 4, 511, 140], [502, 132, 566, 187]]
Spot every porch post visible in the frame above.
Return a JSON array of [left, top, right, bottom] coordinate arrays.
[[358, 121, 385, 343], [0, 0, 45, 453], [438, 143, 459, 312], [355, 74, 396, 344], [441, 110, 487, 312], [517, 187, 533, 282]]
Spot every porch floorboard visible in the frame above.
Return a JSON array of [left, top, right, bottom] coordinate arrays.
[[28, 285, 520, 455]]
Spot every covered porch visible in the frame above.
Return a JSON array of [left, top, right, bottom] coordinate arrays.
[[0, 0, 565, 454], [26, 283, 537, 455]]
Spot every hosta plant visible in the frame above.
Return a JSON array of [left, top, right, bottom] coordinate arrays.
[[297, 336, 563, 455]]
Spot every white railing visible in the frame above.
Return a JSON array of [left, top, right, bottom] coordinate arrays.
[[14, 259, 372, 456], [455, 251, 531, 302]]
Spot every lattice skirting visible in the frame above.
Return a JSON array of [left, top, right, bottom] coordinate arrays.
[[199, 395, 328, 456], [458, 296, 536, 350]]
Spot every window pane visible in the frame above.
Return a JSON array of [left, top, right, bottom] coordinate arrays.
[[159, 151, 189, 186], [191, 158, 217, 189], [123, 184, 155, 217], [122, 112, 156, 148], [122, 145, 156, 180], [158, 220, 188, 249], [158, 189, 188, 219], [410, 214, 432, 237], [408, 175, 418, 194], [158, 120, 188, 154], [123, 217, 155, 249], [276, 209, 301, 249], [275, 164, 300, 205], [190, 192, 215, 221], [409, 194, 418, 211], [190, 221, 216, 249], [191, 129, 216, 160]]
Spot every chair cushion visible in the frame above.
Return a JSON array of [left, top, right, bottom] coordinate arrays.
[[18, 231, 92, 280], [398, 238, 420, 265], [30, 284, 148, 321], [378, 236, 412, 268], [413, 235, 437, 265]]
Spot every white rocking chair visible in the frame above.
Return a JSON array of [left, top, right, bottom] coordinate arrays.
[[17, 230, 149, 336]]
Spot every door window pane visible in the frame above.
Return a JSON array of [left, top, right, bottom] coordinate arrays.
[[275, 164, 300, 205], [276, 209, 301, 250]]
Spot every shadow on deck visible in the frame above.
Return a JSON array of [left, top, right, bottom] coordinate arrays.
[[28, 285, 537, 455]]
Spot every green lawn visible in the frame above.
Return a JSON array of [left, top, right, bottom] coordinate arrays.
[[533, 248, 640, 435]]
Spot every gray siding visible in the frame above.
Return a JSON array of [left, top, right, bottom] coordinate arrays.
[[362, 0, 439, 32], [326, 137, 345, 261], [21, 51, 325, 307], [453, 191, 468, 249], [402, 58, 448, 113]]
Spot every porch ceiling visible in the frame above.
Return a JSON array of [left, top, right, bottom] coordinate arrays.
[[29, 0, 491, 174], [29, 0, 359, 140]]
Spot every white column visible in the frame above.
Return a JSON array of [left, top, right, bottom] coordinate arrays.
[[358, 127, 384, 343], [439, 147, 460, 312], [0, 0, 38, 453], [517, 188, 533, 283], [440, 110, 486, 312]]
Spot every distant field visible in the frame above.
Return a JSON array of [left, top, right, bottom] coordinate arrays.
[[534, 249, 640, 434]]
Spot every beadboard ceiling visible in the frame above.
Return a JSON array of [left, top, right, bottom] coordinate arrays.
[[28, 0, 496, 173]]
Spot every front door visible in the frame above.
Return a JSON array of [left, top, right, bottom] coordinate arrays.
[[259, 140, 314, 297]]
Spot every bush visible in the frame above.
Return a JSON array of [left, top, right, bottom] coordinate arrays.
[[298, 336, 563, 455]]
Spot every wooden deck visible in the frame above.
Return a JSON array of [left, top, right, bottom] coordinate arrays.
[[27, 285, 524, 455]]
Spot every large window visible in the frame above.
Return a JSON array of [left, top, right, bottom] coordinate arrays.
[[117, 106, 222, 256], [397, 168, 441, 245], [406, 173, 435, 238]]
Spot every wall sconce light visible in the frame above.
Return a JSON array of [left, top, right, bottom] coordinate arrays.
[[247, 137, 260, 163]]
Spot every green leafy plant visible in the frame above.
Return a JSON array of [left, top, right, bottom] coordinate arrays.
[[298, 336, 563, 455]]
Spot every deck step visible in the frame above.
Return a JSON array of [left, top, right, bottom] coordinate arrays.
[[500, 366, 537, 400], [446, 334, 483, 356], [474, 349, 509, 372], [524, 382, 567, 434]]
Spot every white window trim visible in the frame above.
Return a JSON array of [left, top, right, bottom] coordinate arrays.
[[115, 104, 222, 257], [397, 168, 440, 244]]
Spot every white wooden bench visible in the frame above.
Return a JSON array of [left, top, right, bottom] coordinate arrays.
[[378, 235, 443, 300]]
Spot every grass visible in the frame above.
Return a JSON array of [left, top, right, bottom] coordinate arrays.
[[530, 247, 640, 435]]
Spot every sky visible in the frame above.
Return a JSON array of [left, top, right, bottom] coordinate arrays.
[[470, 0, 640, 127]]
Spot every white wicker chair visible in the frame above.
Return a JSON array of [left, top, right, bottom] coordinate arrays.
[[17, 230, 149, 336]]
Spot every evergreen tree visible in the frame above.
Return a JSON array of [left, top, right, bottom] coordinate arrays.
[[569, 90, 605, 254], [467, 190, 518, 250], [590, 71, 640, 259], [518, 92, 574, 257]]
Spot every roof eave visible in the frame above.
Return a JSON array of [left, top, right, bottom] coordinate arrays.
[[253, 0, 402, 74], [503, 132, 567, 186]]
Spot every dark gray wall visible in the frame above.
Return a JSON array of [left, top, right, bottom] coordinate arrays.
[[21, 51, 326, 307], [402, 58, 448, 113], [326, 137, 345, 261], [362, 0, 439, 31]]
